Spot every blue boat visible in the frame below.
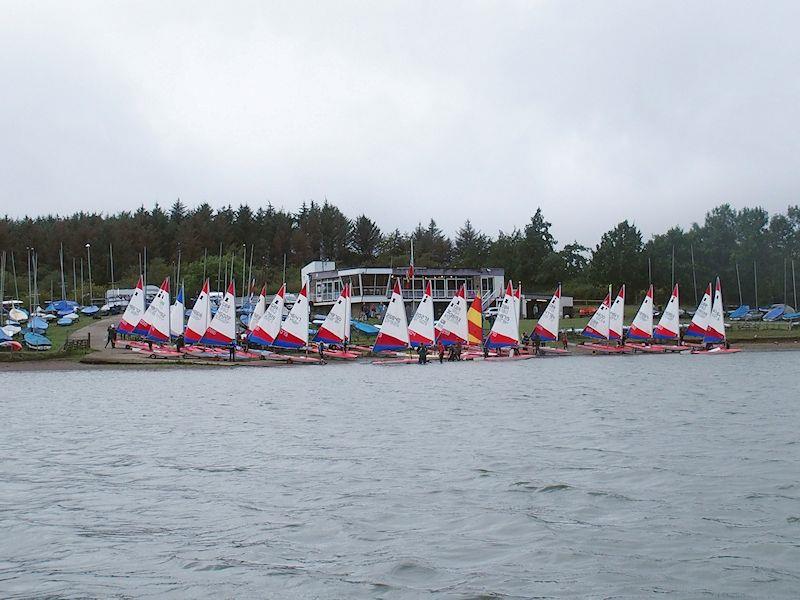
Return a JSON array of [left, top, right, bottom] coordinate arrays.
[[763, 304, 795, 321], [728, 305, 750, 320], [352, 320, 379, 335], [24, 331, 52, 351], [29, 316, 49, 332], [0, 329, 12, 343], [81, 305, 100, 316], [57, 317, 73, 326]]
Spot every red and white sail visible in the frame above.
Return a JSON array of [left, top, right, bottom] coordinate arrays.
[[200, 280, 237, 346], [686, 283, 712, 338], [184, 279, 211, 344], [628, 285, 653, 340], [140, 277, 171, 342], [608, 285, 625, 340], [533, 284, 561, 341], [274, 284, 309, 348], [435, 284, 468, 345], [582, 293, 611, 340], [314, 284, 350, 344], [373, 279, 410, 351], [653, 284, 680, 339], [704, 277, 726, 344], [169, 283, 185, 338], [249, 284, 286, 345], [408, 280, 435, 347], [117, 275, 146, 334], [487, 281, 519, 348], [247, 285, 267, 333]]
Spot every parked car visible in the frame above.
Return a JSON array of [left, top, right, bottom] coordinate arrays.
[[579, 306, 597, 317]]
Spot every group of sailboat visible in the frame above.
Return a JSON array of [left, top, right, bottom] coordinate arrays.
[[578, 277, 740, 354], [107, 269, 741, 362]]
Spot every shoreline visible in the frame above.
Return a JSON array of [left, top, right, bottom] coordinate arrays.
[[2, 338, 798, 373]]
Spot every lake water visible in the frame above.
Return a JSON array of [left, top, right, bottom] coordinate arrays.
[[1, 352, 799, 598]]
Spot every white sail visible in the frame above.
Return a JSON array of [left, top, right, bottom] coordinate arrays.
[[274, 284, 309, 348], [314, 284, 349, 344], [533, 284, 561, 341], [654, 284, 680, 339], [687, 283, 712, 338], [185, 279, 211, 344], [608, 285, 625, 340], [628, 285, 653, 339], [117, 275, 146, 334], [582, 293, 611, 340], [373, 279, 410, 351], [140, 277, 171, 342], [201, 280, 237, 346], [435, 285, 469, 345], [169, 283, 185, 338], [704, 277, 726, 343], [249, 284, 286, 345], [247, 285, 267, 332], [487, 281, 519, 348], [408, 280, 435, 347]]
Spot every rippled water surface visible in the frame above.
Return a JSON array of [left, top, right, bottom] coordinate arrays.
[[2, 352, 799, 598]]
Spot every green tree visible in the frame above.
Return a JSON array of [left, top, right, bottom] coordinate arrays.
[[350, 215, 382, 264]]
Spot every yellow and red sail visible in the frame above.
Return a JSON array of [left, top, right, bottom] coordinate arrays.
[[467, 293, 483, 345]]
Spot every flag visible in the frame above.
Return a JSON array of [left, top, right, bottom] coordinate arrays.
[[406, 239, 415, 280]]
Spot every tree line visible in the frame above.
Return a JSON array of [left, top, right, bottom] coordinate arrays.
[[1, 200, 799, 307]]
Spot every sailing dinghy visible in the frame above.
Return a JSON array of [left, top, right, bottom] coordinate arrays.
[[408, 280, 435, 348], [170, 283, 185, 339], [373, 279, 410, 355], [184, 279, 211, 344], [273, 284, 310, 349], [579, 292, 626, 354], [249, 283, 286, 347], [435, 284, 469, 346], [693, 277, 741, 354], [117, 276, 146, 335], [685, 283, 712, 339], [200, 280, 237, 346], [533, 284, 568, 355], [313, 284, 358, 359]]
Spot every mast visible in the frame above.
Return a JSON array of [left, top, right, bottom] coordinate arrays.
[[647, 256, 651, 285], [175, 244, 182, 292], [0, 251, 5, 326], [753, 260, 758, 309], [793, 260, 797, 309], [690, 243, 698, 305], [282, 253, 287, 284], [11, 252, 19, 303], [109, 243, 115, 292], [735, 262, 743, 306], [670, 245, 675, 289], [247, 244, 254, 299], [59, 243, 66, 300], [217, 242, 223, 292], [80, 258, 84, 306], [27, 247, 32, 314], [72, 257, 77, 303], [202, 248, 207, 282]]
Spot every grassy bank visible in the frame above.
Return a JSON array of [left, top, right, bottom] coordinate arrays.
[[0, 318, 92, 362]]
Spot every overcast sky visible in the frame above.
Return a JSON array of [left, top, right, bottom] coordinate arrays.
[[2, 1, 799, 246]]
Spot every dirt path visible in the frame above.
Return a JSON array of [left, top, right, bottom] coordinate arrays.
[[68, 315, 118, 350]]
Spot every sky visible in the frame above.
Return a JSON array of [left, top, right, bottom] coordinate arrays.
[[2, 1, 799, 246]]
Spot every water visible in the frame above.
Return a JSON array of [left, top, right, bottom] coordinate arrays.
[[1, 352, 799, 598]]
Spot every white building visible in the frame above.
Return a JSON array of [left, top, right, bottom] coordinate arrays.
[[303, 262, 505, 318]]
